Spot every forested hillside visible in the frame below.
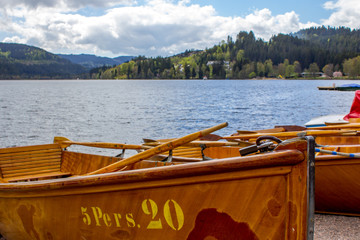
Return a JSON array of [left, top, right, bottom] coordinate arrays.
[[2, 26, 360, 80], [58, 54, 134, 70], [96, 26, 360, 79], [294, 26, 360, 54], [0, 43, 86, 79]]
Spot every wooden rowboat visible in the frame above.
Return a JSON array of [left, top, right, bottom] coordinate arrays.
[[0, 124, 315, 240], [312, 143, 360, 216], [208, 91, 360, 216], [215, 124, 360, 216]]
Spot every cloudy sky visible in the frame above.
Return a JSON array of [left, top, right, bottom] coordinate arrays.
[[0, 0, 359, 57]]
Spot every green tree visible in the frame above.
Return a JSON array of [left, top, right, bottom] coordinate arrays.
[[184, 64, 191, 79], [147, 68, 154, 79], [277, 63, 286, 77], [264, 59, 274, 77], [285, 65, 295, 78], [236, 50, 245, 62], [216, 46, 224, 61], [191, 67, 196, 79], [257, 62, 265, 77], [308, 63, 320, 77], [343, 56, 360, 77], [249, 71, 256, 79], [294, 61, 302, 76], [198, 67, 204, 79], [322, 64, 334, 77]]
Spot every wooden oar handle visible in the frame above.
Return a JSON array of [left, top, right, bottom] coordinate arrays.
[[54, 136, 144, 149], [144, 140, 253, 147], [223, 129, 357, 140], [87, 122, 228, 175], [199, 122, 228, 136], [309, 123, 360, 130], [63, 142, 144, 149]]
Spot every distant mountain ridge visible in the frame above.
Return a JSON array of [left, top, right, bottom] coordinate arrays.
[[0, 42, 86, 79], [57, 54, 134, 69], [0, 42, 134, 79]]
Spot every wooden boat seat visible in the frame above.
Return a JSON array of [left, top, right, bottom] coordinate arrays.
[[171, 146, 203, 158], [0, 144, 71, 183], [4, 171, 71, 183]]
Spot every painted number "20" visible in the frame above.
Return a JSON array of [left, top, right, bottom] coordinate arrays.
[[141, 199, 184, 231]]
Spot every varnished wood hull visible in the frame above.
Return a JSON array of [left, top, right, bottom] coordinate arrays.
[[0, 139, 313, 240], [207, 134, 360, 216], [315, 154, 360, 215], [313, 136, 360, 216]]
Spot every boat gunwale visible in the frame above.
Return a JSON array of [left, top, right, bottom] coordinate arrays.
[[0, 166, 295, 198], [0, 149, 304, 192]]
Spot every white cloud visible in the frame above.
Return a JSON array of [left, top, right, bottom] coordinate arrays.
[[322, 0, 360, 28], [0, 0, 135, 10], [0, 0, 318, 57], [241, 9, 316, 39]]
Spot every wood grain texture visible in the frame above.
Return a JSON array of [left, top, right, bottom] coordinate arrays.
[[313, 143, 360, 216], [224, 130, 360, 216], [61, 151, 120, 175], [0, 139, 311, 240], [0, 144, 65, 182]]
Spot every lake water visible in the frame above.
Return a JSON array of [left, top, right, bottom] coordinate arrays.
[[0, 79, 358, 154]]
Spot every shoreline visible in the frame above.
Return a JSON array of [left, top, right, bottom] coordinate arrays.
[[0, 78, 359, 81]]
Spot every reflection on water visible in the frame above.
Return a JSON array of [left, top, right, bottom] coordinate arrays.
[[0, 79, 356, 154]]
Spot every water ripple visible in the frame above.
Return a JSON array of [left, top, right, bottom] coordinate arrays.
[[0, 79, 356, 150]]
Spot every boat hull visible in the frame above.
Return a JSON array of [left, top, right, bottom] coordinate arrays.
[[313, 139, 360, 215], [336, 87, 360, 91], [206, 135, 360, 216], [315, 155, 360, 215], [0, 140, 312, 240]]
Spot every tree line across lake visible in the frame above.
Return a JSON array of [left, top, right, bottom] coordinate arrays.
[[94, 26, 360, 80]]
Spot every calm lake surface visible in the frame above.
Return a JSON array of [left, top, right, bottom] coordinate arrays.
[[0, 79, 358, 154]]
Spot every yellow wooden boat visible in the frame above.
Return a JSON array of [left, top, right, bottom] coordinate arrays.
[[312, 143, 360, 216], [0, 123, 315, 240], [213, 124, 360, 216], [306, 122, 360, 216]]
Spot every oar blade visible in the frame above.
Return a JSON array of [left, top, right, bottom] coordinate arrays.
[[53, 136, 72, 148]]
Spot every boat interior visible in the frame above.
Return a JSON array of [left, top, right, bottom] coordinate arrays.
[[0, 133, 304, 183]]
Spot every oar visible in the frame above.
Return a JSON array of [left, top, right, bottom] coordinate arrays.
[[54, 136, 145, 150], [185, 140, 253, 147], [315, 148, 360, 158], [307, 123, 360, 130], [143, 139, 253, 147], [236, 127, 286, 134], [223, 129, 358, 140], [236, 130, 258, 134], [86, 122, 228, 175]]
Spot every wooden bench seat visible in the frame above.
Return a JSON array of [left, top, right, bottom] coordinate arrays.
[[0, 144, 71, 183], [171, 146, 203, 158], [4, 171, 71, 183]]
